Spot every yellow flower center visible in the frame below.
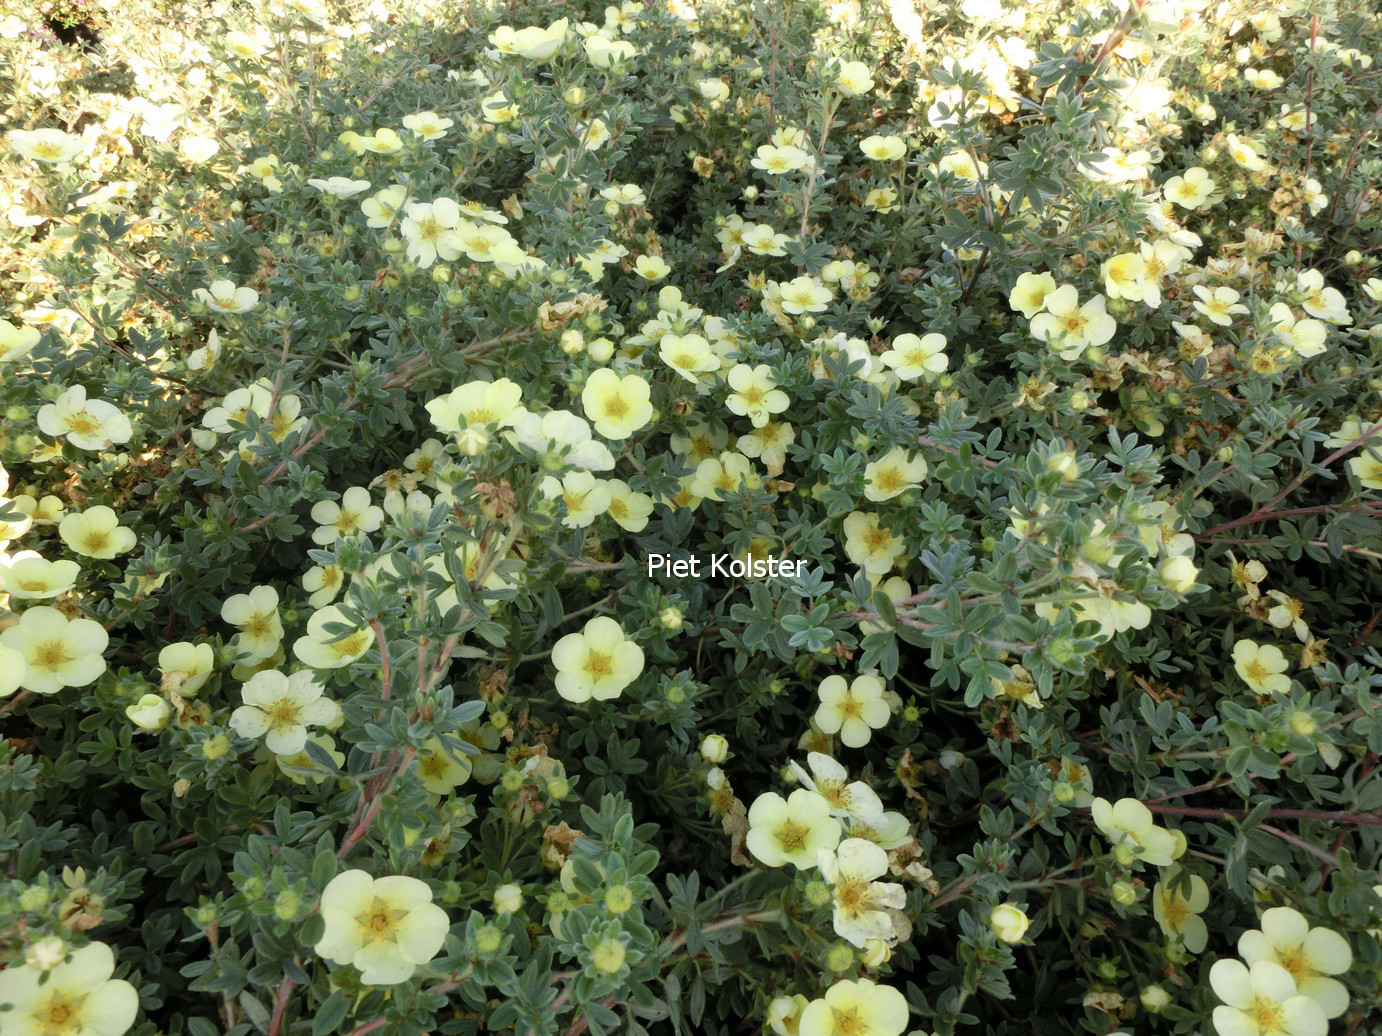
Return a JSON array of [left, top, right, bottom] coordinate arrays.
[[1251, 997, 1285, 1034], [835, 875, 869, 914], [864, 529, 891, 551], [359, 898, 401, 939], [38, 993, 81, 1033], [1243, 660, 1269, 684], [66, 412, 99, 437], [1162, 897, 1188, 925], [602, 394, 629, 420], [82, 531, 110, 553], [268, 699, 300, 726], [584, 651, 613, 678], [832, 1007, 866, 1036], [331, 631, 370, 659], [775, 819, 807, 852], [36, 641, 70, 669], [876, 468, 903, 493]]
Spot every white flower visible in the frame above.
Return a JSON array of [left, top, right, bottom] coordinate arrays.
[[551, 616, 644, 702], [788, 752, 885, 820], [179, 135, 220, 164], [0, 319, 40, 363], [1192, 286, 1249, 327], [540, 470, 610, 528], [817, 838, 906, 947], [879, 332, 947, 380], [193, 278, 259, 314], [230, 668, 340, 755], [1030, 286, 1117, 358], [292, 606, 374, 670], [307, 176, 372, 198], [814, 673, 890, 748], [0, 941, 139, 1036], [310, 486, 385, 545], [315, 870, 450, 985], [361, 185, 408, 228], [1090, 797, 1184, 867], [505, 409, 614, 471], [746, 789, 841, 869], [863, 448, 926, 502], [37, 386, 133, 452], [0, 605, 108, 694], [8, 128, 85, 164], [401, 110, 454, 140], [1209, 958, 1326, 1036], [221, 584, 283, 664], [1238, 907, 1353, 1018]]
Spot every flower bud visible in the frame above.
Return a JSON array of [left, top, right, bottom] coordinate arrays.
[[660, 606, 683, 630], [700, 734, 729, 764], [805, 880, 833, 907], [989, 903, 1030, 943], [1140, 984, 1171, 1013], [1288, 711, 1317, 736], [546, 776, 570, 800], [604, 884, 634, 914], [273, 889, 300, 921], [25, 935, 67, 972], [493, 883, 524, 915], [19, 885, 51, 911], [126, 694, 172, 732], [474, 923, 503, 954], [592, 937, 627, 974], [860, 939, 891, 967], [202, 734, 231, 761], [1159, 555, 1198, 593], [1110, 881, 1138, 905], [825, 942, 855, 973], [1046, 451, 1079, 481], [456, 427, 490, 456], [587, 337, 614, 363]]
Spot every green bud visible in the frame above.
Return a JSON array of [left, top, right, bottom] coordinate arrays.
[[273, 889, 300, 921], [604, 884, 634, 914], [474, 923, 503, 954], [825, 942, 855, 973]]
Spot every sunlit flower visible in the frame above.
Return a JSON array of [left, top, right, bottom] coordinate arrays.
[[193, 278, 259, 314], [37, 386, 133, 452], [0, 605, 108, 694], [1163, 166, 1216, 208], [8, 127, 85, 164]]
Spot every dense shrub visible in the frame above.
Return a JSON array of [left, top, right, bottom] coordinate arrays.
[[1, 0, 1380, 1034]]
